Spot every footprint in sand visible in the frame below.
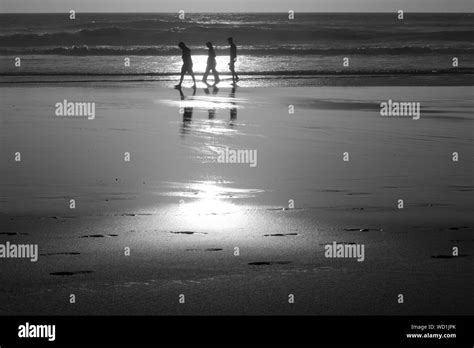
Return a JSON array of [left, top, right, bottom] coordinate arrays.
[[448, 226, 469, 231], [264, 233, 298, 237], [431, 254, 469, 259], [46, 216, 77, 220], [170, 231, 208, 235], [319, 242, 356, 245], [0, 232, 29, 236], [343, 228, 382, 232], [113, 213, 153, 216], [40, 252, 80, 256], [313, 189, 348, 193], [80, 234, 118, 238], [248, 261, 292, 266], [266, 207, 303, 211], [50, 271, 94, 276]]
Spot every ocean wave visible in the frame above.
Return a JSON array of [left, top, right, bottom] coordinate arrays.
[[1, 45, 473, 56], [1, 25, 473, 47]]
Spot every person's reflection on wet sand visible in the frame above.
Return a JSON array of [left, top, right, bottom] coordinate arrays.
[[176, 86, 196, 135], [203, 86, 219, 119], [229, 86, 237, 126]]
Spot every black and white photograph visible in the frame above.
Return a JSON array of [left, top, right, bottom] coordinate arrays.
[[0, 0, 473, 345]]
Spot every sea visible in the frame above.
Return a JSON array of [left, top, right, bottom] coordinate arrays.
[[0, 13, 473, 85]]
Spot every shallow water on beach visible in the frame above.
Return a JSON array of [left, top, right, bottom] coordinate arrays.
[[1, 85, 472, 216]]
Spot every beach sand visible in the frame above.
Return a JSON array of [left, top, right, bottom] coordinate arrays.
[[0, 83, 473, 315]]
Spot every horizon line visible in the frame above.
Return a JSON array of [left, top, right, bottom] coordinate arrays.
[[0, 11, 473, 14]]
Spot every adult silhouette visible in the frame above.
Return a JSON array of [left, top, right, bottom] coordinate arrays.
[[227, 37, 239, 84], [202, 42, 220, 85], [176, 42, 196, 89]]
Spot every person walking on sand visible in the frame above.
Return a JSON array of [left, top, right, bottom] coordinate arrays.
[[202, 41, 220, 85], [176, 42, 196, 89], [227, 37, 239, 84]]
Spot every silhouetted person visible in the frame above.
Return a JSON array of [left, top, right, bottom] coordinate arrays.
[[202, 42, 220, 85], [227, 37, 239, 84], [176, 42, 196, 89]]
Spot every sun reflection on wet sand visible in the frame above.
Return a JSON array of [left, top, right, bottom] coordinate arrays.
[[157, 180, 265, 230], [159, 88, 247, 110], [152, 87, 266, 230]]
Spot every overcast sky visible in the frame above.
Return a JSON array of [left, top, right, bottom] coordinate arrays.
[[1, 0, 472, 13]]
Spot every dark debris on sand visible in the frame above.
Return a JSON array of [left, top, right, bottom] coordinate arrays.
[[264, 233, 298, 237], [50, 271, 94, 276], [170, 231, 208, 235], [248, 261, 292, 266]]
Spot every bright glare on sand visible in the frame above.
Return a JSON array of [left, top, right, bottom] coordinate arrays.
[[160, 180, 263, 229]]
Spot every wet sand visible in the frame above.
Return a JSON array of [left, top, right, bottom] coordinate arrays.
[[0, 84, 473, 315]]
